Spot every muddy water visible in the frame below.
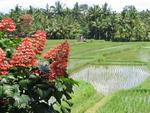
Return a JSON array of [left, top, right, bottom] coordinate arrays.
[[72, 65, 149, 95]]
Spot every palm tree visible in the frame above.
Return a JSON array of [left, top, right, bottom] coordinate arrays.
[[50, 1, 64, 16]]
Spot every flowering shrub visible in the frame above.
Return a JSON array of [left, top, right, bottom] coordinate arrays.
[[0, 17, 77, 113], [32, 30, 46, 54], [43, 41, 69, 80], [0, 17, 16, 32], [0, 48, 11, 75], [0, 17, 21, 58], [10, 38, 37, 67]]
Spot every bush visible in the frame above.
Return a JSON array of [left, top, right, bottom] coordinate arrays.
[[0, 17, 77, 113]]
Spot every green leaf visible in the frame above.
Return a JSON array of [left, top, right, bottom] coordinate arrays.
[[29, 74, 39, 80], [19, 79, 31, 90], [6, 75, 16, 80], [3, 85, 20, 97], [0, 86, 4, 97], [65, 100, 73, 107], [60, 106, 71, 113], [54, 90, 63, 104], [35, 87, 53, 100], [31, 102, 51, 113], [64, 92, 72, 100], [59, 77, 79, 86], [55, 81, 66, 92], [14, 94, 30, 108], [0, 78, 8, 84]]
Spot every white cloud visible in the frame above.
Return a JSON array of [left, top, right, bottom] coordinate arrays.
[[0, 0, 150, 13]]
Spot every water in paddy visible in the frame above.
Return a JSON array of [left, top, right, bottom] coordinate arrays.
[[72, 65, 149, 95]]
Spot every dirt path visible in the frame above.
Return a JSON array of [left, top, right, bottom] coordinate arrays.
[[85, 95, 112, 113]]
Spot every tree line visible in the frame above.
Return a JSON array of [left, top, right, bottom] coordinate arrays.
[[0, 1, 150, 41]]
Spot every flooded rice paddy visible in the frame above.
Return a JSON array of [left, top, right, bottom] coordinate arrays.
[[72, 65, 149, 95]]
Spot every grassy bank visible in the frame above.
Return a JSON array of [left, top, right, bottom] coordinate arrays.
[[71, 81, 103, 113]]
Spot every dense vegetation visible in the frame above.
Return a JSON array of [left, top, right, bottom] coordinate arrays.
[[0, 18, 78, 113], [0, 2, 150, 41]]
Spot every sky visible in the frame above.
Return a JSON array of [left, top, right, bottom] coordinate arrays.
[[0, 0, 150, 13]]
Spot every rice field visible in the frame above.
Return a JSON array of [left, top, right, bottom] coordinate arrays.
[[45, 40, 150, 113], [72, 65, 149, 95]]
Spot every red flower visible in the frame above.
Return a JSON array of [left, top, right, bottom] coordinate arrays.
[[48, 61, 67, 80], [31, 30, 46, 54], [42, 47, 60, 60], [0, 48, 11, 75], [43, 41, 70, 80], [0, 23, 5, 31], [43, 41, 70, 61], [0, 17, 16, 32], [10, 38, 37, 67]]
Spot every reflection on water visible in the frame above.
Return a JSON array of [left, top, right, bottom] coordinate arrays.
[[72, 65, 149, 95]]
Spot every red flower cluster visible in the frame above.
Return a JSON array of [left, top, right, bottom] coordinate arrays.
[[43, 41, 70, 61], [42, 47, 60, 60], [43, 41, 70, 80], [0, 48, 11, 75], [32, 31, 46, 54], [0, 17, 16, 32], [10, 38, 37, 67]]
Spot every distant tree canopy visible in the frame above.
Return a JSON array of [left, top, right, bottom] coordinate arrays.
[[1, 2, 150, 41]]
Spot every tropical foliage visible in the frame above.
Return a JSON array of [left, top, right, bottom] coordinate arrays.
[[0, 2, 149, 41], [0, 17, 77, 113]]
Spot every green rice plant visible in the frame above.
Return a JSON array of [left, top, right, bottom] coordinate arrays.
[[96, 90, 150, 113]]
